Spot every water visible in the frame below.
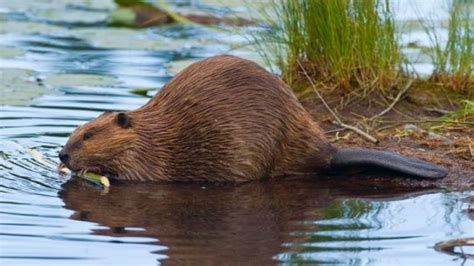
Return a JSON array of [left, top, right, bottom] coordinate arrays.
[[0, 1, 472, 265]]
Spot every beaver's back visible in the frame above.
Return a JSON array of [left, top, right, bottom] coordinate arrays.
[[133, 55, 335, 181]]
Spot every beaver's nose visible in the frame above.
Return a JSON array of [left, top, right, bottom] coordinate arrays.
[[59, 152, 69, 164]]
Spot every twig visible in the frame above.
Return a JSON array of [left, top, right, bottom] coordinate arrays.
[[424, 107, 451, 115], [374, 124, 399, 132], [297, 60, 379, 144], [139, 14, 170, 27], [380, 120, 474, 126], [332, 121, 378, 143], [325, 127, 347, 134], [468, 138, 473, 161], [369, 79, 414, 121]]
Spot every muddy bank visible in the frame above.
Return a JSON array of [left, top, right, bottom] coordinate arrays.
[[299, 86, 473, 191]]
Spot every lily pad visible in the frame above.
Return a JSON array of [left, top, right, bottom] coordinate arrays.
[[0, 0, 115, 13], [45, 73, 120, 87], [0, 68, 52, 105], [32, 9, 108, 24], [0, 21, 66, 35], [0, 45, 24, 59], [108, 8, 137, 27], [73, 27, 182, 50], [129, 87, 155, 96]]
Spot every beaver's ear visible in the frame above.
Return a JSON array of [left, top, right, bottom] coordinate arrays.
[[117, 112, 131, 128]]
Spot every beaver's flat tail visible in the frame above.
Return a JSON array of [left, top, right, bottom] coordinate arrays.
[[330, 148, 448, 179]]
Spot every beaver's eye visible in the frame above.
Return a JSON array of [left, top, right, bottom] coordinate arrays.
[[83, 132, 93, 140]]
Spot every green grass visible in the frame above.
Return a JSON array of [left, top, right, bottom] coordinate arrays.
[[441, 99, 474, 123], [252, 0, 473, 98], [253, 0, 401, 93], [421, 0, 473, 92]]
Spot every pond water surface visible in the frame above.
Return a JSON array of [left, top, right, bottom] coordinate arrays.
[[0, 1, 473, 265]]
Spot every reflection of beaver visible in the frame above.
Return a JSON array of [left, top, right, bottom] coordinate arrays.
[[59, 55, 447, 182], [59, 177, 432, 264]]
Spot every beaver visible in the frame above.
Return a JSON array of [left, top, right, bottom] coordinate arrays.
[[59, 55, 448, 182]]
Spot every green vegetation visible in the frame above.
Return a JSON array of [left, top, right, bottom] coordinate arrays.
[[254, 0, 401, 93], [253, 0, 473, 97], [440, 100, 474, 123], [421, 0, 473, 93]]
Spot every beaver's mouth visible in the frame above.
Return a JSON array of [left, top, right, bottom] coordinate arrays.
[[58, 162, 107, 176], [76, 166, 105, 176]]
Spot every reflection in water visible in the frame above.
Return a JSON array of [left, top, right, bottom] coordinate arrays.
[[59, 177, 435, 265]]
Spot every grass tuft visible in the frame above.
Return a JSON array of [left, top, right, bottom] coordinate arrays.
[[441, 99, 474, 123], [420, 0, 473, 93], [253, 0, 402, 93], [252, 0, 473, 99]]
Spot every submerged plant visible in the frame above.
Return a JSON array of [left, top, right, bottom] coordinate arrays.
[[253, 0, 401, 93]]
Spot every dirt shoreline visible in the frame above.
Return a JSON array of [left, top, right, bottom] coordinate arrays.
[[299, 87, 473, 191]]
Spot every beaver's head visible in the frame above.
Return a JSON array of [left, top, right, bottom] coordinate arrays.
[[59, 111, 138, 177]]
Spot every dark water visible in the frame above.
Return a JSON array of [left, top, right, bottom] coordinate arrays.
[[0, 1, 472, 265]]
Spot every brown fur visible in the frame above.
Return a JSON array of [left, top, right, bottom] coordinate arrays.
[[61, 55, 337, 182]]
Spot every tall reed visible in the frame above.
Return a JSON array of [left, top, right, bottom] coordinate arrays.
[[421, 0, 472, 92], [253, 0, 402, 93]]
